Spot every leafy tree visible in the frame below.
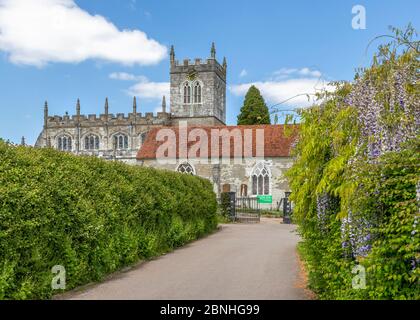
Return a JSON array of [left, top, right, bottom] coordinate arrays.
[[237, 85, 271, 125]]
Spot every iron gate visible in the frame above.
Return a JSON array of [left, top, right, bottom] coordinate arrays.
[[218, 192, 260, 223]]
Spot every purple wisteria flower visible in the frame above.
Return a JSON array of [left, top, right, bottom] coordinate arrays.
[[339, 61, 419, 259]]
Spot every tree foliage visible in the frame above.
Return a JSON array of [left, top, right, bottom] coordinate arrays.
[[237, 85, 271, 125], [287, 26, 419, 299]]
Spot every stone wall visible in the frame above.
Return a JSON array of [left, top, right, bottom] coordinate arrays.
[[139, 156, 293, 210]]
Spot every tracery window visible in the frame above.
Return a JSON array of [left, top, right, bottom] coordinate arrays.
[[84, 134, 100, 151], [183, 82, 191, 104], [57, 135, 72, 151], [177, 162, 195, 175], [251, 162, 270, 195], [113, 133, 128, 150], [193, 82, 202, 103]]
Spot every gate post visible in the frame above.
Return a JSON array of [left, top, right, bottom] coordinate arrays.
[[228, 192, 236, 221], [283, 191, 292, 224]]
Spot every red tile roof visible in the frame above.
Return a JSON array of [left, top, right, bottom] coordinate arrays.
[[136, 124, 299, 160]]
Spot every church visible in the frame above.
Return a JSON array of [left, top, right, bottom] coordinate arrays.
[[35, 44, 297, 209]]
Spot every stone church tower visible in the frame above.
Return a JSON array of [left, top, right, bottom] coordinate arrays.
[[34, 43, 227, 162], [169, 43, 227, 126]]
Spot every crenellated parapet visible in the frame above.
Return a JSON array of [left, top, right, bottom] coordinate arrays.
[[170, 43, 227, 81], [171, 58, 226, 80], [44, 97, 170, 128]]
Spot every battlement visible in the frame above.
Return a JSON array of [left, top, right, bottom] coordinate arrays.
[[173, 57, 219, 67], [46, 111, 170, 127], [43, 94, 170, 128], [169, 43, 227, 80], [171, 57, 226, 78]]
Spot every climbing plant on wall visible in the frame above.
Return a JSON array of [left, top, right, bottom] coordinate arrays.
[[286, 25, 419, 299]]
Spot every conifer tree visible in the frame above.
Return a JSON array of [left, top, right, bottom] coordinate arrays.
[[237, 85, 271, 125]]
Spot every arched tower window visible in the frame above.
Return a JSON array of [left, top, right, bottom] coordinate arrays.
[[84, 134, 100, 150], [193, 82, 202, 103], [57, 135, 72, 151], [251, 162, 271, 195], [177, 162, 195, 175], [113, 133, 128, 150], [183, 82, 191, 104]]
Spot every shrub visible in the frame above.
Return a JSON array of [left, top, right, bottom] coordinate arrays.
[[0, 141, 217, 299], [219, 192, 232, 217], [286, 27, 419, 299]]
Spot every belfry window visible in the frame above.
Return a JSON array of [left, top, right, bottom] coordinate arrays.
[[113, 133, 128, 150], [57, 135, 72, 151], [251, 162, 270, 195], [84, 134, 100, 150], [183, 82, 191, 104], [177, 162, 195, 175], [193, 82, 202, 103]]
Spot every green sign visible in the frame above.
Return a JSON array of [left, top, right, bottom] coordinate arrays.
[[257, 195, 273, 204]]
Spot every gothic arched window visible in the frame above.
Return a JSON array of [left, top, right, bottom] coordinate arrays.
[[113, 133, 128, 150], [84, 134, 100, 151], [251, 162, 271, 195], [177, 162, 195, 175], [57, 135, 72, 151], [183, 82, 191, 104], [193, 82, 202, 103]]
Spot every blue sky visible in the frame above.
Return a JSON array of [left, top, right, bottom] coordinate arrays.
[[0, 0, 418, 144]]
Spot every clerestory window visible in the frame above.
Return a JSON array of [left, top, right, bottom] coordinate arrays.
[[57, 135, 72, 151], [113, 133, 128, 150], [84, 134, 100, 151]]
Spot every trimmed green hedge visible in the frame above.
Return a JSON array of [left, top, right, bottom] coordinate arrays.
[[0, 141, 218, 299]]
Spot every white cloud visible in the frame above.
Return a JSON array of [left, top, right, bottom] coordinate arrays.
[[239, 69, 247, 77], [230, 78, 334, 108], [230, 67, 332, 108], [126, 77, 169, 100], [0, 0, 167, 67], [298, 67, 322, 78], [272, 67, 322, 80], [109, 72, 147, 81]]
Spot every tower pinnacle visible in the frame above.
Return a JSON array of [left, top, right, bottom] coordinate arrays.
[[133, 96, 137, 114], [170, 45, 175, 64], [76, 98, 81, 115], [104, 97, 109, 115], [44, 101, 48, 127], [162, 95, 166, 113], [211, 42, 216, 59]]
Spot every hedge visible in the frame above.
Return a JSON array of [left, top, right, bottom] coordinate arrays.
[[0, 141, 218, 299]]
